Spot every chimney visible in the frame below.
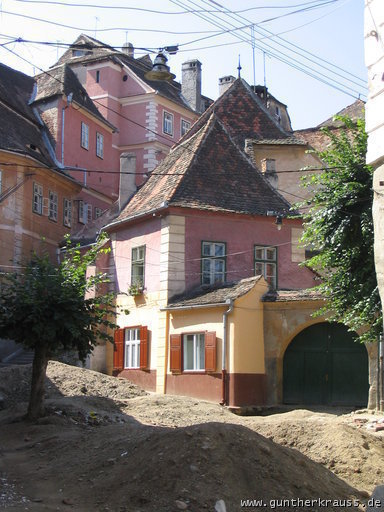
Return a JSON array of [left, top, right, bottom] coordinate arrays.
[[181, 59, 202, 113], [122, 42, 134, 58], [218, 75, 236, 96], [119, 153, 137, 211]]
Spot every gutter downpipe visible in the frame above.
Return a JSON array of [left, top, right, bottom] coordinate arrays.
[[221, 298, 234, 406]]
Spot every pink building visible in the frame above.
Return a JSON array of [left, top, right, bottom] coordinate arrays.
[[55, 35, 211, 194]]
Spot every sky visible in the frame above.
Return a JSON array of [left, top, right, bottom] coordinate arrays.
[[0, 0, 366, 130]]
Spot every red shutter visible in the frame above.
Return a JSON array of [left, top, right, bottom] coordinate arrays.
[[205, 331, 217, 373], [139, 326, 149, 370], [170, 334, 182, 374], [113, 328, 125, 371]]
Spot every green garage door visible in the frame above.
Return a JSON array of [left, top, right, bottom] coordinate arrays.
[[283, 322, 369, 406]]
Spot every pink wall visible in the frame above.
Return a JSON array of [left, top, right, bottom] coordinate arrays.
[[114, 217, 162, 294], [183, 210, 316, 291]]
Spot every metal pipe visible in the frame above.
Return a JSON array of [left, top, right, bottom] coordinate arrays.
[[221, 299, 234, 406], [61, 107, 65, 165]]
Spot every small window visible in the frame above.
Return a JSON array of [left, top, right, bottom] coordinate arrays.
[[131, 245, 145, 287], [87, 204, 92, 222], [63, 198, 72, 227], [96, 132, 104, 159], [254, 245, 277, 289], [181, 119, 191, 136], [81, 122, 89, 149], [33, 182, 43, 215], [124, 327, 141, 369], [201, 241, 226, 285], [48, 191, 58, 222], [78, 200, 85, 224], [163, 111, 174, 136], [183, 333, 205, 371], [96, 70, 100, 83], [95, 207, 103, 219]]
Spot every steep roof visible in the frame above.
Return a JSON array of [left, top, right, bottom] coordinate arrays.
[[166, 276, 263, 308], [54, 34, 196, 113], [317, 99, 365, 128], [34, 64, 116, 131], [109, 114, 292, 226], [0, 63, 55, 166], [179, 78, 299, 147]]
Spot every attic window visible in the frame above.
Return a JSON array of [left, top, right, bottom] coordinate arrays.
[[72, 48, 92, 57], [27, 144, 40, 153]]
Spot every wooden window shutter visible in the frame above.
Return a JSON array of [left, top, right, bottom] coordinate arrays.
[[139, 326, 149, 370], [170, 334, 182, 374], [113, 328, 125, 371], [205, 331, 217, 373]]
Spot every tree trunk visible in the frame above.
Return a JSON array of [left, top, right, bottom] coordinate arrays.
[[27, 343, 50, 420]]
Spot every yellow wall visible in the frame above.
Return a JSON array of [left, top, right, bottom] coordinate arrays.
[[169, 306, 225, 373], [230, 279, 268, 373]]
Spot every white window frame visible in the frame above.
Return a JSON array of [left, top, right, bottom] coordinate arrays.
[[33, 182, 43, 215], [163, 111, 174, 136], [81, 122, 89, 150], [254, 245, 277, 289], [96, 132, 104, 159], [201, 241, 226, 285], [131, 245, 145, 287], [63, 198, 72, 227], [181, 119, 191, 137], [124, 327, 141, 369], [48, 190, 58, 222], [183, 333, 205, 371], [87, 204, 92, 223]]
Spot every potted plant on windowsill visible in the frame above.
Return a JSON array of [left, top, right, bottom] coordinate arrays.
[[128, 281, 144, 296]]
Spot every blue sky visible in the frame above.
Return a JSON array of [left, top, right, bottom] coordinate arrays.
[[0, 0, 366, 130]]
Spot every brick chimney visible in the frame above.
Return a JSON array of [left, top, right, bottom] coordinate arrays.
[[219, 75, 236, 96], [181, 59, 202, 113]]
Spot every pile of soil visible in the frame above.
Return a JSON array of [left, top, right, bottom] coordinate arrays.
[[1, 362, 383, 511]]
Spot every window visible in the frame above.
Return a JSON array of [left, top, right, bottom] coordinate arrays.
[[163, 111, 174, 136], [201, 241, 226, 285], [181, 119, 191, 136], [183, 333, 205, 371], [95, 207, 103, 219], [124, 328, 141, 369], [170, 332, 216, 373], [33, 182, 43, 214], [48, 191, 58, 221], [87, 204, 92, 223], [81, 122, 89, 149], [131, 245, 145, 287], [63, 198, 72, 227], [96, 132, 104, 159], [254, 245, 277, 289], [78, 200, 85, 224], [113, 326, 149, 371]]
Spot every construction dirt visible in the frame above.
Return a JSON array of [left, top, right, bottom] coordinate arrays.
[[1, 362, 384, 511]]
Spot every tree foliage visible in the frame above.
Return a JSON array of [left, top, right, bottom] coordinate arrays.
[[300, 116, 381, 343], [0, 235, 121, 419]]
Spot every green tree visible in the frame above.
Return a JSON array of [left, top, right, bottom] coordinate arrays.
[[300, 115, 381, 343], [0, 236, 121, 420]]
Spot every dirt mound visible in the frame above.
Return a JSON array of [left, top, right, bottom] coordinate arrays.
[[0, 361, 146, 407], [0, 362, 382, 511]]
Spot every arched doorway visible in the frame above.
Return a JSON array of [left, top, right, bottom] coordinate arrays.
[[283, 322, 369, 406]]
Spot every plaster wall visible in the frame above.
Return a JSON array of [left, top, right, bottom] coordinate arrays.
[[230, 281, 268, 374], [112, 217, 162, 294], [184, 210, 316, 291], [252, 144, 321, 204]]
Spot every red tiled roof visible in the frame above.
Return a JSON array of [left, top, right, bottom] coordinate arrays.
[[179, 78, 293, 148], [109, 114, 292, 227]]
